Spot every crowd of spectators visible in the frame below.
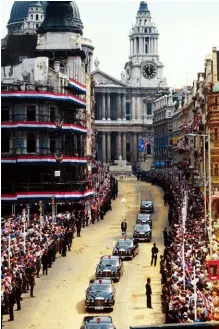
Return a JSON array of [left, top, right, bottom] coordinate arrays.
[[1, 169, 118, 324], [141, 170, 219, 324]]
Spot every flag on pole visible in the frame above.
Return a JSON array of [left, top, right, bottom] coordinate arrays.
[[138, 138, 145, 152]]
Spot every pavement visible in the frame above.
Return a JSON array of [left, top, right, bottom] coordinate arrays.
[[3, 177, 168, 329]]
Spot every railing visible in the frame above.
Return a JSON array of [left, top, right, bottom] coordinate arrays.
[[2, 147, 85, 158], [1, 84, 86, 98], [1, 181, 89, 194], [1, 113, 85, 126]]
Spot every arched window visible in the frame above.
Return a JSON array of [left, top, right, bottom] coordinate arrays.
[[146, 143, 151, 154], [27, 133, 36, 153], [36, 14, 39, 21], [139, 20, 142, 25]]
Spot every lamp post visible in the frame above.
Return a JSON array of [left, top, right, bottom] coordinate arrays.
[[121, 197, 126, 219]]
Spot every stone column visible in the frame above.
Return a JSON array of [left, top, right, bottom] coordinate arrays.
[[117, 93, 121, 120], [136, 97, 141, 120], [122, 93, 126, 120], [117, 132, 122, 158], [132, 96, 136, 121], [102, 93, 106, 120], [132, 133, 137, 163], [156, 38, 158, 54], [107, 132, 111, 163], [134, 38, 137, 54], [102, 132, 106, 163], [107, 92, 111, 120], [122, 132, 127, 160]]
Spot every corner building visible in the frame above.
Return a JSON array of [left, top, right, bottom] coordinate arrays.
[[92, 1, 168, 166], [1, 1, 94, 211]]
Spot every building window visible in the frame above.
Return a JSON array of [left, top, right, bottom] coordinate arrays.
[[27, 133, 36, 153], [2, 133, 10, 153], [50, 139, 56, 153], [146, 143, 151, 154], [36, 14, 39, 21], [139, 20, 142, 25], [168, 124, 172, 132], [215, 164, 219, 176], [2, 107, 10, 121], [214, 128, 218, 140], [50, 107, 56, 122], [146, 103, 152, 115], [36, 23, 39, 28], [26, 106, 36, 121], [31, 14, 33, 20]]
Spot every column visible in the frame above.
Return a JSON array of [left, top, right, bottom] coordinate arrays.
[[107, 92, 111, 120], [156, 38, 158, 54], [117, 93, 121, 120], [117, 132, 122, 158], [107, 132, 111, 164], [132, 96, 136, 121], [149, 38, 152, 53], [122, 93, 126, 120], [102, 93, 106, 120], [102, 132, 106, 163], [122, 133, 127, 161], [134, 38, 137, 54], [137, 97, 141, 120], [132, 133, 137, 163]]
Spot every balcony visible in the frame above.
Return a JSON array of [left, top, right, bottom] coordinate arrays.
[[1, 84, 86, 108], [2, 147, 87, 165], [1, 114, 87, 135]]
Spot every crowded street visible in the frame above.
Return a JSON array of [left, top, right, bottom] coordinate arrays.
[[2, 177, 167, 329]]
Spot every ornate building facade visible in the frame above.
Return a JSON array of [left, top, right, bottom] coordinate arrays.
[[1, 1, 95, 212], [92, 1, 169, 166]]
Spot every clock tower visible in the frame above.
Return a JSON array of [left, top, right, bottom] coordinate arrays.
[[124, 1, 167, 88]]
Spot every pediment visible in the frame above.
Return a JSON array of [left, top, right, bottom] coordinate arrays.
[[92, 69, 128, 88]]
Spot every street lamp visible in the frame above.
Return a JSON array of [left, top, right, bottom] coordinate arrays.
[[121, 197, 126, 218], [185, 132, 212, 255]]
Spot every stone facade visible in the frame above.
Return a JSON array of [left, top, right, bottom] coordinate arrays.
[[92, 1, 169, 165]]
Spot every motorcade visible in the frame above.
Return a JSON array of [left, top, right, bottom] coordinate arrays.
[[112, 238, 139, 260], [140, 200, 154, 213], [85, 279, 115, 311], [136, 213, 152, 227], [133, 223, 152, 242], [95, 256, 124, 282], [80, 316, 116, 329]]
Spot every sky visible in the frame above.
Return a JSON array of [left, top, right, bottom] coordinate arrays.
[[1, 0, 219, 88]]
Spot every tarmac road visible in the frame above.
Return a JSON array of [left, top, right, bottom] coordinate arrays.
[[3, 177, 168, 329]]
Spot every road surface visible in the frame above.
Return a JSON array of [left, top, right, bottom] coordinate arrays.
[[3, 177, 168, 329]]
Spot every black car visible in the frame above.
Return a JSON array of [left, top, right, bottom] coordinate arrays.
[[80, 316, 116, 329], [136, 213, 152, 227], [112, 238, 139, 260], [85, 279, 115, 311], [133, 223, 152, 241], [140, 200, 154, 213], [96, 256, 124, 282]]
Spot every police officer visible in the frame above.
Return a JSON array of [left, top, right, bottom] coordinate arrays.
[[163, 227, 168, 246], [151, 243, 159, 266], [76, 219, 81, 237], [36, 256, 41, 278], [41, 251, 48, 275], [145, 278, 153, 309], [29, 272, 35, 298], [121, 219, 127, 234], [8, 285, 16, 321], [15, 274, 22, 310]]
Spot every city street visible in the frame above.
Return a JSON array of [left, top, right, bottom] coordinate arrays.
[[3, 177, 168, 329]]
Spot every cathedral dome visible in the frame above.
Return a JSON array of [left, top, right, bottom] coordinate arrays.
[[7, 1, 83, 32], [7, 1, 47, 26], [138, 1, 149, 14]]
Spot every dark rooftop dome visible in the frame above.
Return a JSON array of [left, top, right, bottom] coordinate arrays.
[[38, 1, 83, 34], [7, 1, 83, 31], [138, 1, 150, 13], [7, 1, 47, 26]]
